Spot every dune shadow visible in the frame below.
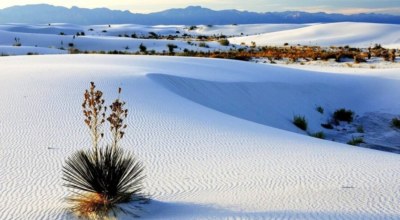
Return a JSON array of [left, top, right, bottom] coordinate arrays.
[[138, 200, 400, 219]]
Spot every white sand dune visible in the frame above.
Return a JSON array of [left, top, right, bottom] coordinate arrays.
[[1, 22, 399, 56], [0, 29, 225, 55], [0, 23, 308, 37], [189, 23, 309, 36], [230, 22, 400, 48], [0, 55, 399, 219]]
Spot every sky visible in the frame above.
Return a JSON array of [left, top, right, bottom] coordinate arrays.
[[0, 0, 399, 15]]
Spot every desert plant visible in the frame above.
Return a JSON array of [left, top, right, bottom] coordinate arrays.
[[218, 39, 230, 46], [356, 125, 364, 133], [63, 82, 147, 219], [167, 44, 178, 54], [311, 131, 325, 139], [293, 115, 307, 131], [139, 43, 147, 53], [188, 25, 197, 30], [316, 106, 324, 114], [148, 32, 158, 39], [333, 108, 354, 123], [198, 42, 209, 48], [347, 137, 364, 146], [391, 117, 400, 129], [13, 37, 21, 47], [389, 49, 396, 62]]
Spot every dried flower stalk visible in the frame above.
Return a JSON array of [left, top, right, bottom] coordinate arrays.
[[82, 82, 106, 153], [107, 88, 128, 150]]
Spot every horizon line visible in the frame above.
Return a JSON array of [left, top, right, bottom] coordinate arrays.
[[0, 4, 399, 16]]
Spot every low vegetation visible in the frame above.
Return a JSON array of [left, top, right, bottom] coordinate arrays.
[[139, 43, 147, 54], [64, 43, 398, 64], [13, 37, 21, 47], [293, 115, 308, 131], [347, 137, 364, 146], [311, 131, 325, 139], [356, 125, 364, 133], [316, 106, 324, 114], [218, 39, 230, 46], [333, 108, 354, 123], [167, 43, 178, 54], [198, 42, 209, 48], [391, 117, 400, 129]]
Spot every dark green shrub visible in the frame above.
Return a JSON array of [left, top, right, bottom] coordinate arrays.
[[311, 131, 325, 139], [218, 39, 230, 46], [199, 42, 209, 48], [333, 108, 354, 123], [139, 43, 147, 53], [347, 137, 364, 146], [293, 115, 307, 131], [148, 32, 158, 39], [167, 44, 178, 54]]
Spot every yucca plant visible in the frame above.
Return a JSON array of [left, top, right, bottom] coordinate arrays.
[[63, 82, 148, 219]]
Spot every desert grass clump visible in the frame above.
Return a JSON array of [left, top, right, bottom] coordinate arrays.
[[347, 136, 364, 146], [311, 131, 325, 139], [63, 82, 147, 219], [293, 115, 308, 131], [356, 125, 364, 133]]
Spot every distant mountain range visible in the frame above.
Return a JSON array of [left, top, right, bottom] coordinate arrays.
[[1, 4, 399, 25]]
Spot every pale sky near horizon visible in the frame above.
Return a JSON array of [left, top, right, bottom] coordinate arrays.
[[0, 0, 399, 15]]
